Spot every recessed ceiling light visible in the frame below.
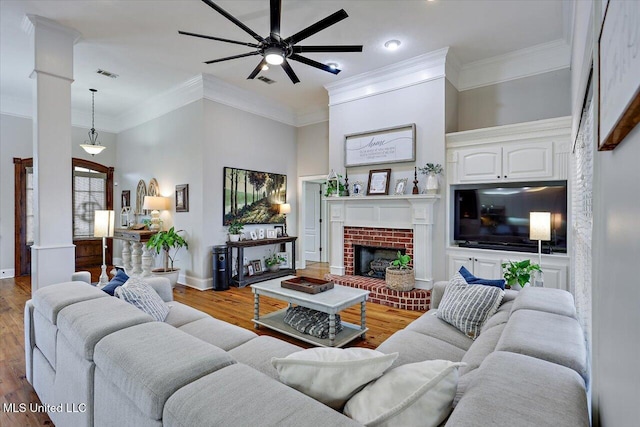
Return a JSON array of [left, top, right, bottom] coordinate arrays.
[[384, 40, 401, 51], [261, 64, 269, 71], [327, 62, 339, 70]]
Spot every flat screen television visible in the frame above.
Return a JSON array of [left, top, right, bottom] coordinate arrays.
[[453, 182, 567, 253]]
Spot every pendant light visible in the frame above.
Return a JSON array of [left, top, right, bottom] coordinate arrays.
[[80, 89, 106, 156]]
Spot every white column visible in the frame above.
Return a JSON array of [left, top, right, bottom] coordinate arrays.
[[26, 15, 81, 292], [408, 198, 438, 290], [328, 201, 345, 275]]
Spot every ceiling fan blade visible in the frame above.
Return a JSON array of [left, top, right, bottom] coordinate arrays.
[[178, 31, 260, 48], [281, 60, 300, 84], [293, 45, 363, 53], [285, 9, 348, 45], [247, 59, 267, 79], [201, 0, 264, 42], [270, 0, 281, 39], [204, 51, 260, 64], [289, 53, 340, 75]]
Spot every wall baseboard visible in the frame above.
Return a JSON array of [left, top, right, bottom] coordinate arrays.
[[1, 268, 16, 279]]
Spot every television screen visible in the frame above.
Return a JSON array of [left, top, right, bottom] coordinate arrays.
[[454, 182, 567, 253]]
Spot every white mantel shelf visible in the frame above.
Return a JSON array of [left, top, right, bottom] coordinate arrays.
[[325, 194, 440, 290]]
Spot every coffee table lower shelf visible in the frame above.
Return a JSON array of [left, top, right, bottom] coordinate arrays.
[[252, 308, 368, 348]]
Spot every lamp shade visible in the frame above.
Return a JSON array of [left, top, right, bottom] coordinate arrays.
[[279, 203, 291, 214], [94, 210, 115, 238], [530, 212, 551, 241], [143, 196, 169, 211], [80, 144, 107, 155]]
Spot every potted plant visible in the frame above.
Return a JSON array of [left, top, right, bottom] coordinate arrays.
[[502, 259, 541, 290], [264, 251, 286, 272], [228, 220, 244, 242], [419, 163, 444, 194], [385, 251, 415, 292], [325, 174, 347, 197], [146, 227, 188, 288]]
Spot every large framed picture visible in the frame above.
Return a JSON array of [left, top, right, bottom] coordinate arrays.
[[367, 169, 392, 196], [344, 124, 416, 167], [223, 167, 287, 225], [175, 184, 189, 212], [597, 0, 640, 150]]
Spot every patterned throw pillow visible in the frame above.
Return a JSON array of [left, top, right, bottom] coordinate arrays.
[[437, 272, 504, 340], [115, 278, 170, 321]]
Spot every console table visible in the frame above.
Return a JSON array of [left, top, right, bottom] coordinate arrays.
[[227, 236, 297, 288], [113, 229, 156, 277]]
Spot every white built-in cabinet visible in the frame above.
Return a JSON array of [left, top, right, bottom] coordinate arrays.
[[445, 117, 572, 292]]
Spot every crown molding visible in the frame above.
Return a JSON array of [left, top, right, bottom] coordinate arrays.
[[0, 94, 32, 119], [445, 116, 572, 147], [202, 74, 296, 127], [24, 14, 82, 43], [456, 39, 571, 91], [324, 47, 450, 106], [71, 109, 119, 134], [296, 107, 329, 127]]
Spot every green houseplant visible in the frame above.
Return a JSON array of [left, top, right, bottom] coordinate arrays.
[[146, 227, 188, 287], [264, 251, 286, 272], [228, 220, 244, 242], [502, 259, 541, 289], [385, 251, 415, 291]]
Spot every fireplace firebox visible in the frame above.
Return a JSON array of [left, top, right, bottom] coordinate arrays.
[[354, 245, 406, 279]]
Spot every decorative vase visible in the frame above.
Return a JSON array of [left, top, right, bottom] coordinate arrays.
[[424, 172, 439, 194]]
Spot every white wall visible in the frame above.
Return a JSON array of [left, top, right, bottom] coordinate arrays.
[[458, 69, 571, 131], [0, 113, 117, 277], [297, 121, 329, 177], [329, 78, 447, 280]]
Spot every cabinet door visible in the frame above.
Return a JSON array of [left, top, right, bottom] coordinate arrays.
[[502, 142, 553, 180], [449, 255, 473, 277], [539, 264, 568, 291], [457, 146, 502, 183], [473, 257, 503, 279]]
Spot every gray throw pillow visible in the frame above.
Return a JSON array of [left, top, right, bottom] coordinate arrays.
[[115, 277, 170, 321], [437, 272, 504, 340]]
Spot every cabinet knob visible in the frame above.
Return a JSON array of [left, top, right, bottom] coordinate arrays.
[[468, 257, 472, 261], [497, 175, 500, 178], [504, 175, 507, 178], [474, 258, 478, 262]]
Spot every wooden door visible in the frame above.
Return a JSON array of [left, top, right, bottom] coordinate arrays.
[[13, 158, 32, 276]]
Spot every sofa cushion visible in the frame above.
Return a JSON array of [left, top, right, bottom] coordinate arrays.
[[272, 347, 398, 410], [496, 309, 588, 382], [229, 336, 303, 380], [447, 351, 589, 427], [377, 329, 466, 367], [437, 273, 504, 340], [102, 269, 129, 296], [344, 359, 464, 427], [94, 322, 235, 420], [458, 266, 505, 289], [33, 309, 58, 368], [116, 278, 170, 321], [33, 282, 108, 324], [163, 363, 361, 427], [57, 296, 153, 360], [511, 286, 577, 318], [459, 323, 505, 376], [178, 316, 257, 351], [405, 312, 473, 351], [164, 301, 208, 328], [481, 300, 514, 331]]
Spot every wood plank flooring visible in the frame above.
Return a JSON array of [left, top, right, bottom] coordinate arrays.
[[0, 262, 422, 426]]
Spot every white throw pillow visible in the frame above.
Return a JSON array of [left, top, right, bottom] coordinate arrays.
[[437, 272, 504, 339], [115, 277, 170, 322], [271, 347, 398, 410], [344, 359, 465, 427]]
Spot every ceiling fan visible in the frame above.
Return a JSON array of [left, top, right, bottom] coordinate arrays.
[[179, 0, 363, 84]]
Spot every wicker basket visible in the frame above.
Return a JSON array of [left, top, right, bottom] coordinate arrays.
[[385, 267, 415, 292]]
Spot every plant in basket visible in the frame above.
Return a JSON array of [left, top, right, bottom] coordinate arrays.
[[385, 251, 415, 292]]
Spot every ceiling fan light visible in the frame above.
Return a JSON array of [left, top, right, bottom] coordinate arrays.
[[261, 64, 269, 71], [327, 62, 339, 70], [265, 47, 284, 65]]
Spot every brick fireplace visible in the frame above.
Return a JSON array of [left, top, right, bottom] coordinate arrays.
[[344, 227, 413, 276]]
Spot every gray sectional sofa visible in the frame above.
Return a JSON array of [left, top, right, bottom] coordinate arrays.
[[24, 278, 589, 426]]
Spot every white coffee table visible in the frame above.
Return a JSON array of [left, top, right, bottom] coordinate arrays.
[[251, 277, 370, 348]]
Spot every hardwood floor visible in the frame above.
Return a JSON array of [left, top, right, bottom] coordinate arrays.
[[0, 263, 422, 426]]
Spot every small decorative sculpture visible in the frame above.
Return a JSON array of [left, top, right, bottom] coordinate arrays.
[[412, 167, 420, 194]]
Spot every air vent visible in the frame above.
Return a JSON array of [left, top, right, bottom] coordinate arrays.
[[96, 69, 119, 79], [257, 76, 276, 84]]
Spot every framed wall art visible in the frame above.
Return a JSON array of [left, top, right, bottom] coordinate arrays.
[[394, 178, 408, 195], [367, 169, 392, 196], [223, 167, 287, 225], [274, 225, 284, 237], [344, 123, 416, 167], [597, 0, 640, 150], [251, 260, 263, 274], [351, 181, 364, 197], [176, 184, 189, 212], [121, 190, 130, 208]]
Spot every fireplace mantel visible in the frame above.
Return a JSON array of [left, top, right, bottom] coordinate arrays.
[[326, 195, 439, 289]]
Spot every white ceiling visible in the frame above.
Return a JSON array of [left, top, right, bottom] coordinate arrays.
[[0, 0, 571, 128]]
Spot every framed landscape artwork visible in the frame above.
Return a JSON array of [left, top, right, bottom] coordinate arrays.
[[223, 167, 287, 225]]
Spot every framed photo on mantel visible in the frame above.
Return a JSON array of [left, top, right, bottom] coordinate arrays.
[[367, 169, 392, 196]]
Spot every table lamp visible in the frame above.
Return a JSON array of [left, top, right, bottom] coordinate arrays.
[[279, 203, 291, 236], [143, 196, 170, 231], [530, 212, 551, 287], [94, 210, 115, 286]]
